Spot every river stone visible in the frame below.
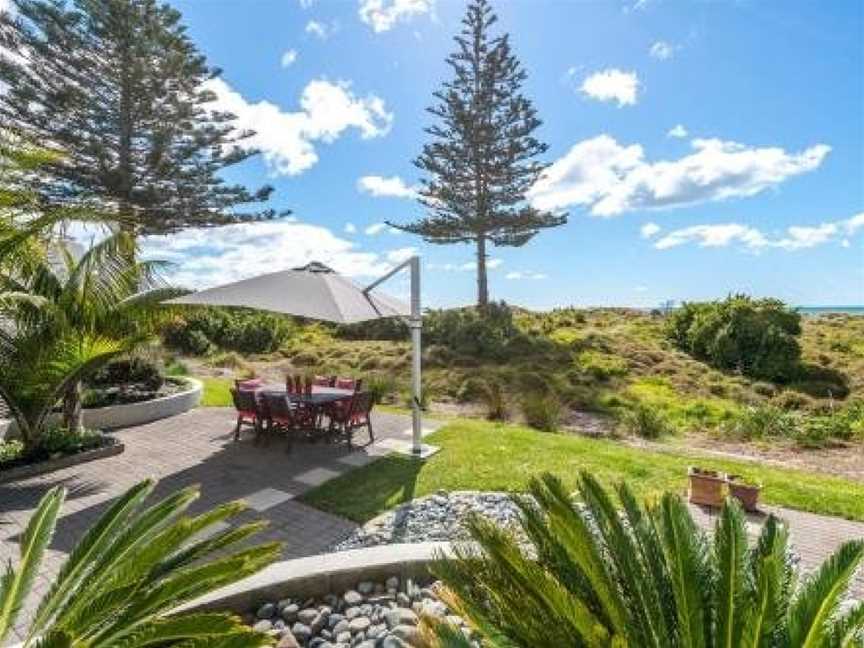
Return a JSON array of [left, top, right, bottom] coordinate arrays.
[[252, 619, 272, 633], [385, 608, 418, 629], [336, 631, 351, 644], [291, 622, 311, 642], [276, 634, 300, 648], [356, 581, 375, 595], [256, 603, 276, 619], [343, 590, 363, 605], [281, 603, 299, 623], [332, 619, 349, 635], [385, 576, 400, 591], [348, 616, 371, 633], [298, 608, 319, 625]]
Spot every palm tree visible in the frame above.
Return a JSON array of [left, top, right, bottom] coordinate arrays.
[[0, 478, 280, 647], [428, 472, 864, 647], [0, 231, 181, 448]]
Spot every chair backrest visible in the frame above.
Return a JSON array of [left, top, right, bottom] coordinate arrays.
[[230, 388, 258, 414], [349, 391, 374, 419], [263, 392, 293, 421], [285, 375, 295, 394], [235, 378, 262, 391], [335, 377, 356, 391], [304, 375, 313, 396], [294, 375, 303, 394]]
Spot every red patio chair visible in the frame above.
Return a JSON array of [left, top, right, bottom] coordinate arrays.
[[235, 378, 262, 391], [261, 392, 303, 451], [230, 388, 262, 441], [329, 391, 374, 449], [335, 377, 357, 391]]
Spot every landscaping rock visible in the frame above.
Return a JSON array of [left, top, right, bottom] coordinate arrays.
[[244, 576, 479, 648]]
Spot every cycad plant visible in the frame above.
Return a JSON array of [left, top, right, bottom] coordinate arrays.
[[430, 472, 864, 647], [0, 479, 280, 647], [0, 231, 182, 447]]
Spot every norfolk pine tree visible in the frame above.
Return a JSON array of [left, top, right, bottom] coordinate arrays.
[[0, 0, 276, 236], [389, 0, 566, 308]]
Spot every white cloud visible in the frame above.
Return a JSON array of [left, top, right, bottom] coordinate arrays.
[[305, 20, 335, 39], [359, 0, 434, 33], [203, 77, 392, 176], [429, 258, 503, 272], [667, 124, 688, 138], [386, 247, 418, 264], [364, 222, 403, 236], [649, 40, 677, 60], [528, 134, 830, 216], [640, 222, 661, 238], [653, 212, 863, 252], [357, 175, 418, 199], [505, 271, 547, 280], [344, 222, 357, 234], [365, 223, 388, 235], [139, 221, 396, 289], [0, 0, 14, 15], [580, 69, 639, 107], [299, 0, 315, 7], [280, 49, 298, 68], [635, 285, 649, 292]]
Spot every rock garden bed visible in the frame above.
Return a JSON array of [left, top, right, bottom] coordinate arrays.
[[333, 491, 524, 551], [245, 575, 478, 648]]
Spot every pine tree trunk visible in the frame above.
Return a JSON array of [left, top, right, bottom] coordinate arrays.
[[476, 235, 489, 310], [62, 380, 84, 434]]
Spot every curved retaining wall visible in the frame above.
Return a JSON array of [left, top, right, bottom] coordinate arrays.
[[183, 542, 454, 614], [81, 377, 202, 431], [0, 377, 202, 439]]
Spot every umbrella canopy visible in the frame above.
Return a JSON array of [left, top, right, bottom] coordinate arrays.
[[167, 261, 408, 324]]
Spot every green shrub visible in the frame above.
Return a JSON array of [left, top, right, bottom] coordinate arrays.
[[87, 356, 164, 391], [0, 427, 105, 469], [205, 350, 246, 369], [366, 373, 399, 404], [424, 302, 521, 360], [164, 358, 189, 376], [666, 295, 802, 381], [620, 403, 672, 439], [521, 392, 562, 432], [481, 380, 509, 421], [722, 404, 798, 440], [162, 307, 294, 355], [430, 472, 864, 648]]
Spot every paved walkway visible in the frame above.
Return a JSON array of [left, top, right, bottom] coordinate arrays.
[[1, 407, 862, 642], [0, 408, 440, 643]]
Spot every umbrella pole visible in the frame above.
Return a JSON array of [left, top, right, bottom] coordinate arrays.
[[409, 256, 423, 455]]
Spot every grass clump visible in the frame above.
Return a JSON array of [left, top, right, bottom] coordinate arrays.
[[619, 402, 673, 439], [521, 392, 562, 432], [0, 427, 106, 470]]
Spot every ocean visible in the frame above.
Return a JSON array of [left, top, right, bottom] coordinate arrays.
[[796, 306, 864, 316]]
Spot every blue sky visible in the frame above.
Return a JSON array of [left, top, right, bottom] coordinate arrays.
[[144, 0, 862, 308]]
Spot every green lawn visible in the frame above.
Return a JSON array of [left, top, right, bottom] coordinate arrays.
[[300, 418, 864, 524], [199, 377, 232, 407]]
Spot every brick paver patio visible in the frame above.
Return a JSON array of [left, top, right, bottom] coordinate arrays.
[[0, 407, 440, 643], [1, 407, 862, 642]]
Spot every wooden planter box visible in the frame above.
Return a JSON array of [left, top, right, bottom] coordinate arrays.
[[728, 475, 761, 512], [688, 467, 726, 508]]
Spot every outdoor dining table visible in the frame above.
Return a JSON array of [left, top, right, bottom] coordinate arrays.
[[257, 384, 354, 406]]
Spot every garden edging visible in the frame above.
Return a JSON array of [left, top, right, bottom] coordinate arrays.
[[0, 377, 202, 439], [181, 542, 454, 614], [0, 437, 124, 484]]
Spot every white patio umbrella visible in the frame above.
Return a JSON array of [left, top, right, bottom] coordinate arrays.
[[168, 259, 432, 456]]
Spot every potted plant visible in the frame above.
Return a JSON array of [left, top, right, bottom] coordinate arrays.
[[688, 466, 726, 507], [727, 474, 761, 512]]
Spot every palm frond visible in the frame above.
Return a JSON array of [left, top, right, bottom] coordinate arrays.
[[0, 487, 64, 642], [28, 480, 156, 639], [657, 492, 713, 648], [713, 498, 750, 648], [787, 540, 864, 648]]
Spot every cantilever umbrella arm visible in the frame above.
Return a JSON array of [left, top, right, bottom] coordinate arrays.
[[364, 256, 425, 456]]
